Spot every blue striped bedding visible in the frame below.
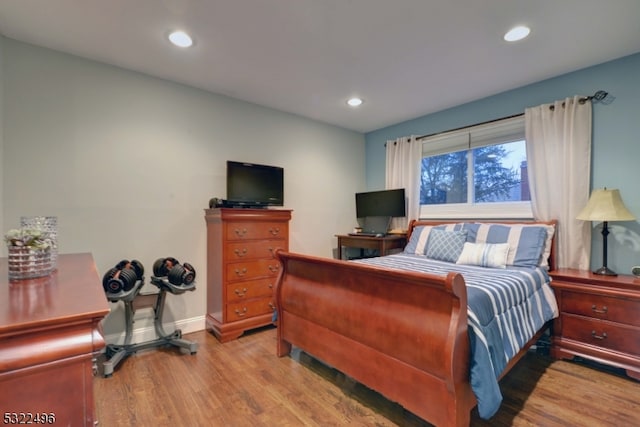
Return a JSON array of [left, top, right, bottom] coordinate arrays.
[[353, 253, 558, 419]]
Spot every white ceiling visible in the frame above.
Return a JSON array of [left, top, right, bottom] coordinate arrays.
[[1, 1, 639, 133]]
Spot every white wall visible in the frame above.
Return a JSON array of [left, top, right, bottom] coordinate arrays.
[[0, 36, 4, 235], [2, 38, 365, 337]]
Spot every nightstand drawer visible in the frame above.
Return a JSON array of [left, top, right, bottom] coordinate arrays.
[[561, 291, 640, 326], [562, 314, 640, 355]]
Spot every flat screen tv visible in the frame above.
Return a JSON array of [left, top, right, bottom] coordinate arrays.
[[355, 188, 406, 218], [226, 161, 284, 207]]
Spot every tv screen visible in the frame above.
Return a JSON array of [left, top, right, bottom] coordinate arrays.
[[355, 188, 406, 218], [226, 161, 284, 207]]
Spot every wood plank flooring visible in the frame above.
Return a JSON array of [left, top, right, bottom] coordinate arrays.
[[94, 326, 640, 426]]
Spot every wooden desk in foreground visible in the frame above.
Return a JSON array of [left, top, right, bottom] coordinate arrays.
[[0, 253, 110, 426]]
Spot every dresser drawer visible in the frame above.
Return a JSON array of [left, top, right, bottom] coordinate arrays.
[[225, 240, 286, 261], [225, 221, 288, 241], [560, 291, 640, 327], [562, 314, 640, 355], [226, 259, 281, 282], [226, 297, 275, 321], [226, 278, 275, 302]]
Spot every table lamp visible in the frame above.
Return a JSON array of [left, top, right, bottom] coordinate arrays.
[[576, 188, 635, 276]]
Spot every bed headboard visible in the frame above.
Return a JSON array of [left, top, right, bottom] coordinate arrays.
[[407, 219, 558, 271]]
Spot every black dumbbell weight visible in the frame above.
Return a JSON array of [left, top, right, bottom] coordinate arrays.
[[102, 267, 119, 293], [168, 262, 196, 286], [152, 257, 179, 277], [102, 267, 138, 293], [114, 259, 145, 281], [129, 259, 144, 280]]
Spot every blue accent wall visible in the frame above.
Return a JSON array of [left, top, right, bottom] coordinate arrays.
[[365, 52, 640, 273]]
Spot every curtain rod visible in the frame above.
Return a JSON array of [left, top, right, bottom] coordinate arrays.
[[415, 89, 608, 141]]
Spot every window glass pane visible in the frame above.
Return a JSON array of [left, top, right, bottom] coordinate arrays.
[[418, 117, 531, 218], [472, 140, 529, 203], [420, 150, 467, 204]]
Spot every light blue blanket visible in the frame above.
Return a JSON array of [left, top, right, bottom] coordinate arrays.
[[353, 253, 558, 419]]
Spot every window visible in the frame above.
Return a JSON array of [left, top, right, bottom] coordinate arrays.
[[419, 116, 532, 219]]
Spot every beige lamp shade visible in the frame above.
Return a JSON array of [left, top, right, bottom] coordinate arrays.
[[576, 188, 635, 222]]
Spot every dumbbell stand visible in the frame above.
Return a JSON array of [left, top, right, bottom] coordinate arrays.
[[103, 277, 198, 378]]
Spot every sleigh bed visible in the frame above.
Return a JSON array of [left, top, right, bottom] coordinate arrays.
[[275, 220, 558, 427]]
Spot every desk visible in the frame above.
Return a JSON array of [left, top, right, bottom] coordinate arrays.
[[0, 253, 110, 426], [336, 234, 407, 260]]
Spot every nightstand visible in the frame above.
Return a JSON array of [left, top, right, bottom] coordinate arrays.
[[550, 269, 640, 380]]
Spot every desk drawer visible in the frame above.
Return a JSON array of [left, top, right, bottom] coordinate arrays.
[[562, 314, 640, 355], [560, 291, 640, 326]]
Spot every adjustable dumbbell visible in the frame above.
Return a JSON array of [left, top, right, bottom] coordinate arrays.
[[152, 257, 180, 277], [152, 257, 196, 286], [167, 262, 196, 286], [103, 266, 138, 293], [115, 259, 145, 281], [102, 259, 144, 294]]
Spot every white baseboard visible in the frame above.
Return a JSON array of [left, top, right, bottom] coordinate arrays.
[[103, 315, 206, 348]]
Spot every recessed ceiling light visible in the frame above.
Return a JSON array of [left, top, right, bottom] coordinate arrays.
[[347, 97, 363, 107], [168, 31, 193, 48], [504, 26, 530, 42]]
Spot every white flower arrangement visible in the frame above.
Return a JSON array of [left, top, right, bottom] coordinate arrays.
[[4, 228, 53, 250]]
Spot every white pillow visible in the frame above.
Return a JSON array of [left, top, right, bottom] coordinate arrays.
[[456, 242, 509, 269]]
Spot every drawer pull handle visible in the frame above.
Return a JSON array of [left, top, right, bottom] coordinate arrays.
[[591, 305, 608, 314], [234, 287, 248, 297], [268, 264, 280, 273], [235, 307, 248, 317], [591, 330, 608, 340], [234, 248, 248, 257], [234, 268, 248, 277], [234, 228, 248, 237], [269, 227, 280, 236], [268, 283, 273, 289], [269, 302, 275, 311]]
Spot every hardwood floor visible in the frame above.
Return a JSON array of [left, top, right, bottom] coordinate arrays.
[[94, 326, 640, 426]]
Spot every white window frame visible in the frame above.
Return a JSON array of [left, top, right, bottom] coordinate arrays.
[[418, 115, 533, 220]]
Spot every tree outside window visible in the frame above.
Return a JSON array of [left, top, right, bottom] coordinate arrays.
[[421, 140, 529, 205]]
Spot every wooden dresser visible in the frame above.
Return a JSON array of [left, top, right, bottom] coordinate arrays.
[[0, 253, 110, 426], [550, 268, 640, 380], [205, 208, 292, 342]]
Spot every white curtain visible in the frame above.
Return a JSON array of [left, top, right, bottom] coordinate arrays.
[[525, 96, 592, 269], [385, 135, 422, 231]]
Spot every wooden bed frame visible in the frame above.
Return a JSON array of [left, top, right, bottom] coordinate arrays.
[[275, 220, 556, 427]]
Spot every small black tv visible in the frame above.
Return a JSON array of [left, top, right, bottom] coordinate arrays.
[[226, 161, 284, 207], [355, 188, 406, 218]]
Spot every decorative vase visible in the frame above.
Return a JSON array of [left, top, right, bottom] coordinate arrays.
[[7, 246, 54, 280], [20, 216, 58, 270]]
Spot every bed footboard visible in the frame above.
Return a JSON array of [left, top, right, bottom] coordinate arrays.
[[275, 251, 476, 427]]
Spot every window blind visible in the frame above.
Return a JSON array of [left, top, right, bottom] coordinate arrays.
[[421, 115, 525, 156]]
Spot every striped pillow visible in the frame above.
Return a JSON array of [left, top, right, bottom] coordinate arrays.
[[456, 242, 509, 268], [404, 224, 461, 255], [462, 223, 548, 268]]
